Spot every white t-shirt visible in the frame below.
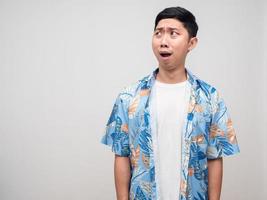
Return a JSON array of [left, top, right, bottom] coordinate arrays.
[[150, 79, 191, 200]]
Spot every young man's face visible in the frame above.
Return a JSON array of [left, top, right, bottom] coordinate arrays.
[[152, 18, 197, 70]]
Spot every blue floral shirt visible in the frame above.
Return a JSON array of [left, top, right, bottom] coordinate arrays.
[[101, 68, 240, 200]]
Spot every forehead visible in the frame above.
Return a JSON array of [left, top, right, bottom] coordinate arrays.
[[155, 18, 185, 30]]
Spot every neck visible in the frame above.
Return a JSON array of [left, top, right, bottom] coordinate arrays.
[[156, 65, 187, 84]]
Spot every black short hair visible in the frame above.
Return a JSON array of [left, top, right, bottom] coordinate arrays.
[[154, 6, 198, 38]]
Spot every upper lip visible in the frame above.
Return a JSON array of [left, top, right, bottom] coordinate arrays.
[[159, 50, 172, 55]]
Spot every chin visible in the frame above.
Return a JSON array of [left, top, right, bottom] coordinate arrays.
[[159, 63, 177, 71]]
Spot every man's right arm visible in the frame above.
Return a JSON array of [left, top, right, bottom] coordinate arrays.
[[114, 155, 131, 200]]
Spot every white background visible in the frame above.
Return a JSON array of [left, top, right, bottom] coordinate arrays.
[[0, 0, 266, 199]]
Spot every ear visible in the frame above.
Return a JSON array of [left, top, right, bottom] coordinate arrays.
[[188, 37, 198, 52]]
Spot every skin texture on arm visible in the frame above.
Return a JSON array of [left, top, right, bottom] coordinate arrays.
[[208, 158, 223, 200], [114, 155, 131, 200]]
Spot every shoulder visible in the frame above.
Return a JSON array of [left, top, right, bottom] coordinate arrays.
[[197, 78, 218, 96], [193, 76, 224, 115], [189, 71, 219, 99], [117, 74, 150, 105]]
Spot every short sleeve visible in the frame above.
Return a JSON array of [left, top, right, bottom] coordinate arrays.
[[101, 94, 130, 157], [207, 89, 240, 159]]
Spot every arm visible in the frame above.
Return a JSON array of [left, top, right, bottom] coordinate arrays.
[[208, 158, 223, 200], [114, 155, 131, 200]]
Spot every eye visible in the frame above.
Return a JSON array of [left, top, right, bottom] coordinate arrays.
[[154, 31, 161, 37], [171, 31, 179, 36]]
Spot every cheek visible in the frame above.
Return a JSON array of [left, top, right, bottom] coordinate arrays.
[[152, 40, 158, 54], [152, 38, 157, 47], [173, 41, 189, 53]]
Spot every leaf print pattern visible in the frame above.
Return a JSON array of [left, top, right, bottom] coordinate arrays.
[[138, 128, 152, 157], [121, 124, 129, 133], [101, 68, 240, 200], [189, 143, 206, 180], [180, 179, 187, 197], [129, 95, 140, 119], [130, 145, 140, 169], [140, 181, 152, 198], [149, 166, 155, 182], [188, 167, 194, 176], [142, 153, 150, 169], [134, 186, 147, 200], [191, 134, 205, 144], [210, 124, 224, 139], [195, 104, 203, 113], [140, 89, 150, 97], [227, 119, 237, 144], [107, 104, 118, 126]]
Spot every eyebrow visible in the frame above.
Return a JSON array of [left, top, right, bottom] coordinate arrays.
[[154, 27, 181, 31]]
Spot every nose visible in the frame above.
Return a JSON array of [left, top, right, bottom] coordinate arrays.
[[160, 34, 169, 48]]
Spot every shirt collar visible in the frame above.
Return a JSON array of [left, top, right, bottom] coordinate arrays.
[[141, 67, 199, 90]]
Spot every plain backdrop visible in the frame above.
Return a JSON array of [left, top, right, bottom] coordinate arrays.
[[0, 0, 266, 199]]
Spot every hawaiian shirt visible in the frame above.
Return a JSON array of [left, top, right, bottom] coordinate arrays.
[[101, 68, 240, 200]]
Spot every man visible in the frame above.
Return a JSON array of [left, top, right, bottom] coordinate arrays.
[[101, 6, 240, 200]]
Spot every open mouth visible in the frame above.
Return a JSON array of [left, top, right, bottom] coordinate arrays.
[[159, 52, 172, 58]]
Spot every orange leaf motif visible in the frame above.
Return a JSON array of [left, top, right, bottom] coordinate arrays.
[[192, 134, 205, 144], [180, 180, 187, 197], [130, 145, 140, 169], [210, 124, 224, 138], [195, 104, 203, 113], [188, 167, 194, 176], [128, 95, 140, 118], [142, 153, 150, 169], [140, 89, 150, 96], [121, 124, 129, 133], [227, 119, 237, 144]]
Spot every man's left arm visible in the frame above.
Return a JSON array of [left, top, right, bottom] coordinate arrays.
[[206, 88, 240, 200], [208, 158, 223, 200]]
